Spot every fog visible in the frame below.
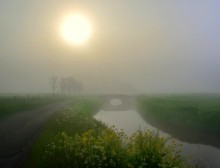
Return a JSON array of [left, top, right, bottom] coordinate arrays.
[[1, 0, 220, 94]]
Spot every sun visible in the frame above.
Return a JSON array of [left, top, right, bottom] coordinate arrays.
[[60, 13, 92, 45]]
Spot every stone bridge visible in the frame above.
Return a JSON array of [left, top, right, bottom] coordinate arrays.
[[99, 94, 136, 111]]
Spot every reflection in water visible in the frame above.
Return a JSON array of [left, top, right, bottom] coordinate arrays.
[[94, 109, 167, 136], [94, 110, 220, 168]]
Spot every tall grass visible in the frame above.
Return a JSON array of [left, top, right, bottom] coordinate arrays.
[[25, 97, 194, 168]]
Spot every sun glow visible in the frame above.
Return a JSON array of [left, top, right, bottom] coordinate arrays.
[[60, 13, 92, 45]]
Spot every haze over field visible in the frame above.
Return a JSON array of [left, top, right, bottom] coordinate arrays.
[[0, 0, 220, 94]]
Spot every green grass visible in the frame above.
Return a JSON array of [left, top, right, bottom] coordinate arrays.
[[137, 94, 220, 134], [25, 96, 194, 168], [0, 95, 67, 118]]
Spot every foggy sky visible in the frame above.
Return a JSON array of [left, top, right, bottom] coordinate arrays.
[[1, 0, 220, 94]]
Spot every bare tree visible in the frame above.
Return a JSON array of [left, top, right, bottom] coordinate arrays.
[[58, 76, 84, 95], [49, 76, 58, 94], [66, 77, 75, 95], [59, 78, 66, 95]]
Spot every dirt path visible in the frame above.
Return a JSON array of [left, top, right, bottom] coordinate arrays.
[[0, 100, 72, 168]]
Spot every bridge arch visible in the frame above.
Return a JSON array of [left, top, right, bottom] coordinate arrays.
[[99, 94, 135, 111]]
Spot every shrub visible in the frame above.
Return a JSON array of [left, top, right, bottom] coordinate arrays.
[[44, 128, 191, 168], [127, 130, 189, 168]]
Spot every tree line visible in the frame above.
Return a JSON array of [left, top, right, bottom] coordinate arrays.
[[49, 76, 83, 95]]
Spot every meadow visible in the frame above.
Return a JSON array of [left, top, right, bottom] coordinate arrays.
[[137, 94, 220, 135], [25, 96, 194, 168], [0, 94, 67, 118]]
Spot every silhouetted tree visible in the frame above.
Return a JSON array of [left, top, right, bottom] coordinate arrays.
[[48, 76, 58, 94], [58, 76, 84, 95]]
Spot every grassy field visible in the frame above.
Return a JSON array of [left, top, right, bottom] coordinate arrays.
[[25, 96, 194, 168], [137, 94, 220, 135], [0, 95, 67, 118]]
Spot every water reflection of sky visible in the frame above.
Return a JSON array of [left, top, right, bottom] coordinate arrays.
[[94, 110, 220, 168], [94, 109, 165, 135]]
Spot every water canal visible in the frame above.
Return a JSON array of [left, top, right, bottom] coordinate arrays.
[[94, 98, 220, 168]]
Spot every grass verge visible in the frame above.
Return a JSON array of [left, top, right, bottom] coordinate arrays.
[[137, 94, 220, 135], [0, 95, 67, 118]]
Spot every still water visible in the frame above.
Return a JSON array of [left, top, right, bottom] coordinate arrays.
[[94, 109, 220, 168]]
